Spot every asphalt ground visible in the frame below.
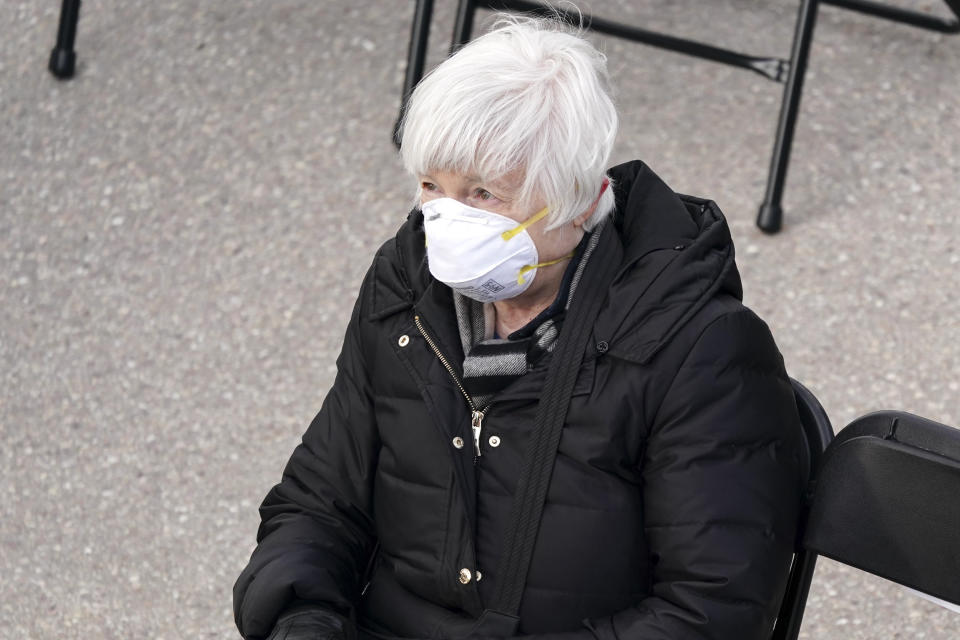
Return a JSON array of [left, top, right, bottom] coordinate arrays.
[[1, 1, 958, 638]]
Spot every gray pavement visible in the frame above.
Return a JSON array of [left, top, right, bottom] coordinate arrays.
[[1, 1, 958, 638]]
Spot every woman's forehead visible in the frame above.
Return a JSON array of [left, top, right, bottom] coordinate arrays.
[[424, 167, 526, 190]]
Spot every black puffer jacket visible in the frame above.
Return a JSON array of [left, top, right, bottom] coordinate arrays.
[[234, 161, 806, 640]]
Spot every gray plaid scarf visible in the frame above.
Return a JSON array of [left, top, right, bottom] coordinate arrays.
[[453, 221, 604, 410]]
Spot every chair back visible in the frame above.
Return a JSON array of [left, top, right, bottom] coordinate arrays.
[[770, 379, 834, 640], [790, 379, 835, 486], [773, 408, 960, 639], [803, 410, 960, 605]]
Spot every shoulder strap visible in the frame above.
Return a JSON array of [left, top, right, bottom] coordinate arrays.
[[488, 221, 621, 617]]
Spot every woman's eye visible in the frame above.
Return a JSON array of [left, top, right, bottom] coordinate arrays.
[[421, 182, 438, 192], [475, 189, 494, 201]]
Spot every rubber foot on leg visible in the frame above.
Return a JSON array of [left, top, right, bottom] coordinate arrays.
[[756, 202, 784, 234], [49, 48, 76, 79]]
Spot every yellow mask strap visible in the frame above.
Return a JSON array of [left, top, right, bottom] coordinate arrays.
[[516, 251, 575, 285], [500, 206, 550, 242]]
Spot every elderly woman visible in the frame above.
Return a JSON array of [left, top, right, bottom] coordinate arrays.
[[234, 16, 804, 640]]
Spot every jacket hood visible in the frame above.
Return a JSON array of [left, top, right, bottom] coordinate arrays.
[[595, 160, 743, 363], [368, 160, 742, 364]]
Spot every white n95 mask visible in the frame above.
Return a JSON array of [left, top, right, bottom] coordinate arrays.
[[421, 197, 569, 303]]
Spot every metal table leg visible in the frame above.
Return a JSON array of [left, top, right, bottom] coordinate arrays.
[[451, 0, 478, 52], [757, 0, 821, 233], [50, 0, 82, 79], [393, 0, 435, 146]]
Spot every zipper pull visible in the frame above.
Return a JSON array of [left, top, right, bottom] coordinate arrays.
[[471, 410, 484, 459]]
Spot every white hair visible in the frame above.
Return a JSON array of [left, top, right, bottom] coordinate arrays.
[[399, 14, 618, 231]]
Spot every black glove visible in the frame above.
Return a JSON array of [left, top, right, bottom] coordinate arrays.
[[265, 603, 351, 640]]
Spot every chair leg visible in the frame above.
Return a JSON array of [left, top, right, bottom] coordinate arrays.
[[394, 0, 436, 147], [49, 0, 82, 79], [771, 551, 819, 640], [451, 0, 479, 53], [756, 0, 821, 233]]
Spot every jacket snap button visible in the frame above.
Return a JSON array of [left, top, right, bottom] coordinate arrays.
[[488, 435, 501, 448], [596, 340, 609, 354], [458, 568, 472, 584], [398, 335, 410, 347], [476, 570, 483, 582], [452, 437, 464, 449]]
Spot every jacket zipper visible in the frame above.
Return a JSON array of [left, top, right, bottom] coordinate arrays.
[[413, 314, 489, 460]]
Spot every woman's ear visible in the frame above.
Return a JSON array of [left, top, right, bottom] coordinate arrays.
[[573, 204, 596, 229], [573, 177, 610, 228]]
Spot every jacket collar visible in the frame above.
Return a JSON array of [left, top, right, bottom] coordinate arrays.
[[369, 160, 742, 365], [367, 211, 464, 365], [597, 160, 742, 363]]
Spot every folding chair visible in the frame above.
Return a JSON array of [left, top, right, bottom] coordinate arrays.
[[772, 409, 960, 639], [394, 0, 960, 233]]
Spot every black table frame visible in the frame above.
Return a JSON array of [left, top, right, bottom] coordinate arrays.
[[391, 0, 960, 233], [48, 0, 959, 231]]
